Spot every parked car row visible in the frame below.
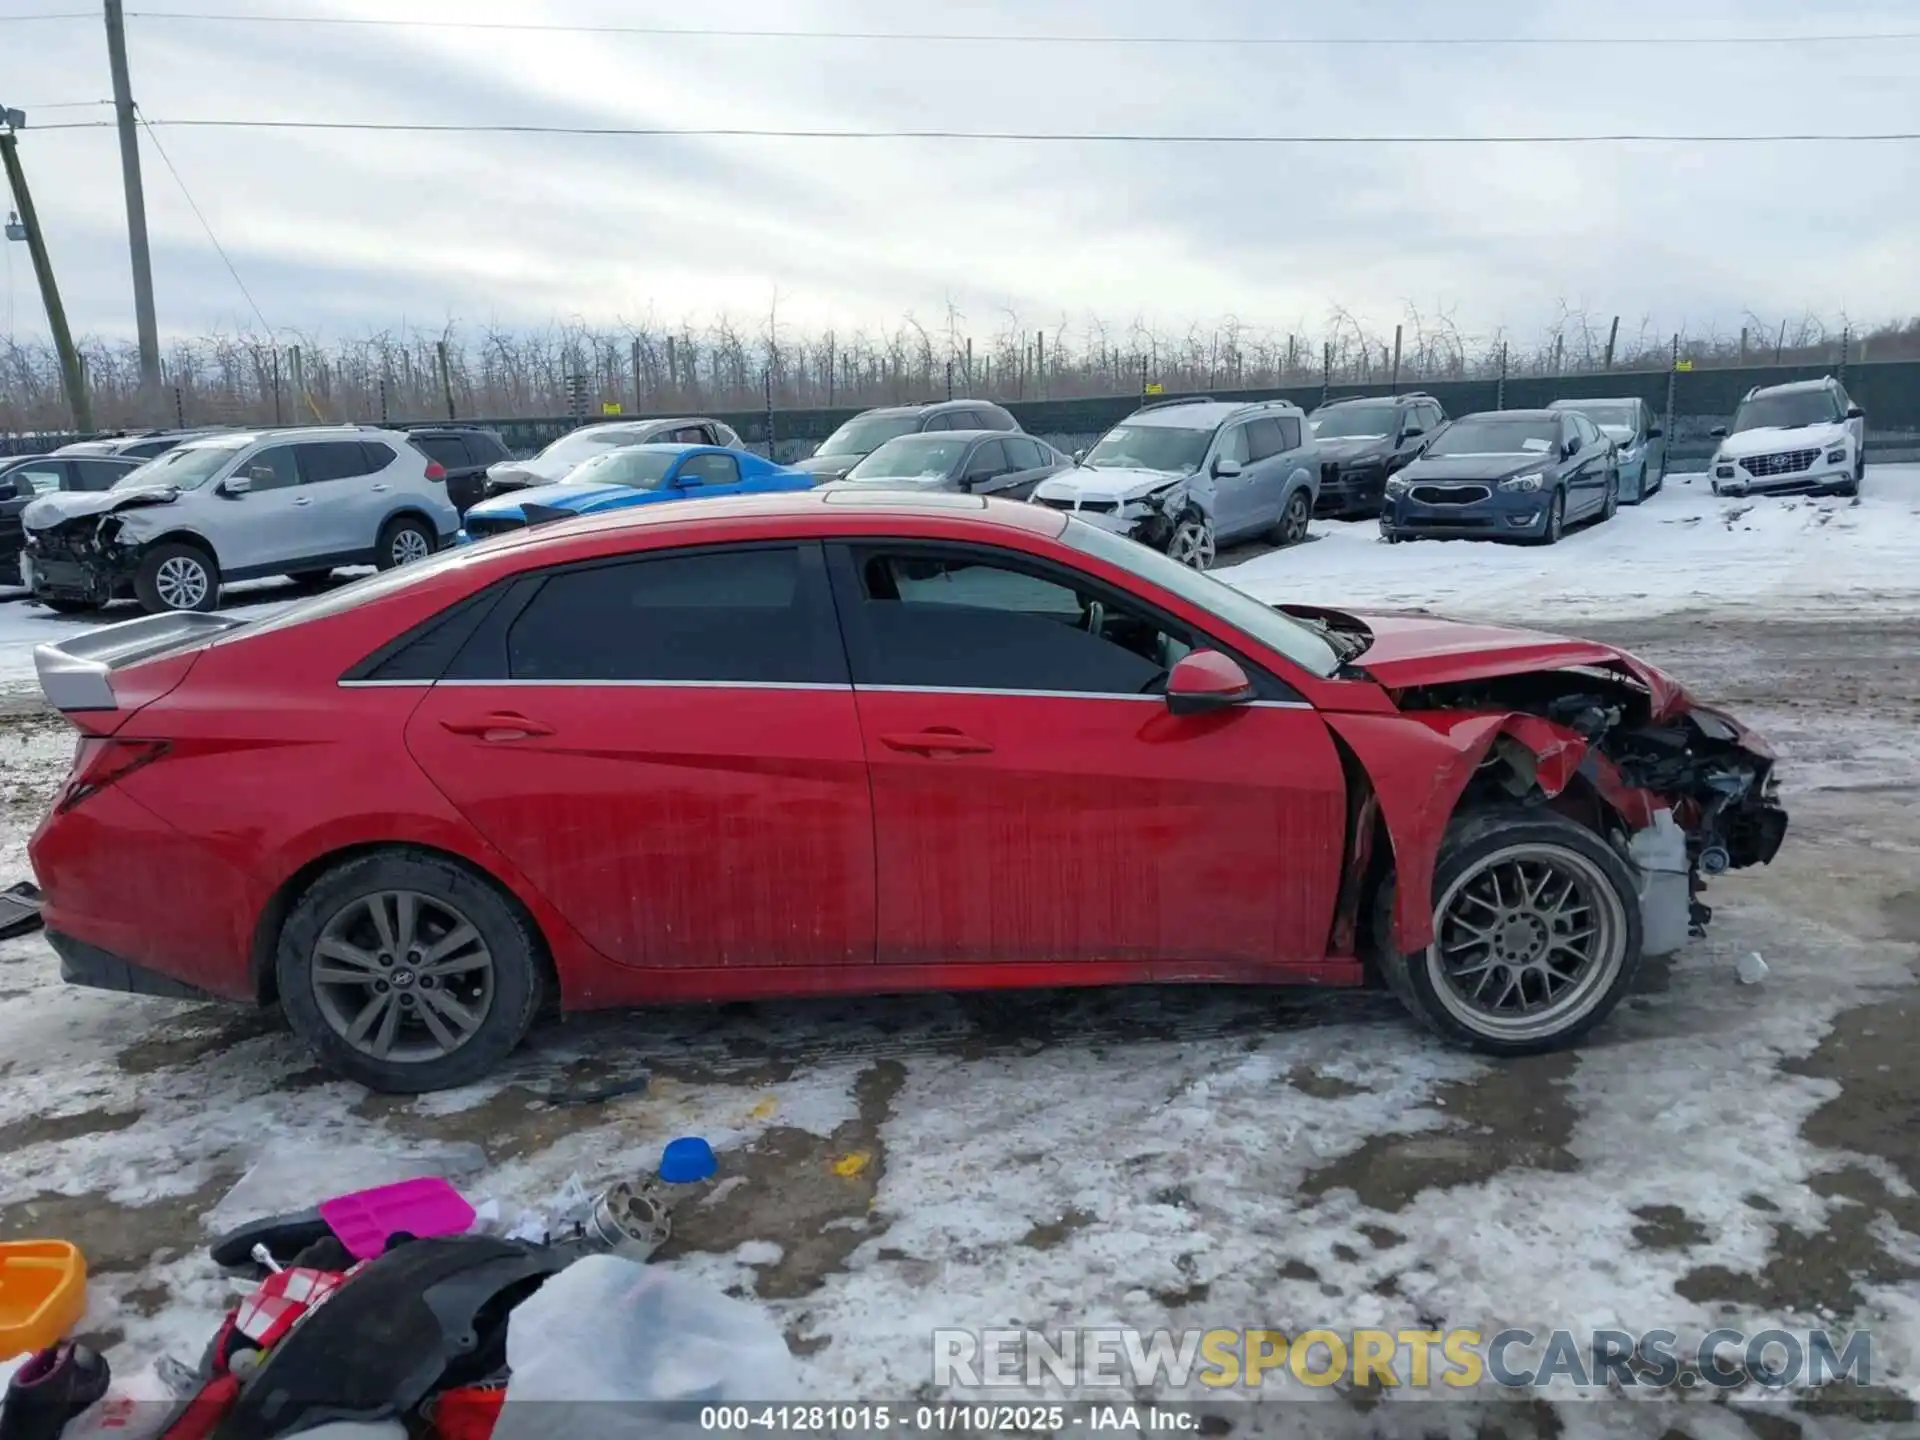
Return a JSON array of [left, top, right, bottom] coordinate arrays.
[[6, 374, 1862, 614]]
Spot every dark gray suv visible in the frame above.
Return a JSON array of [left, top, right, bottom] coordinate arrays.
[[791, 400, 1022, 484]]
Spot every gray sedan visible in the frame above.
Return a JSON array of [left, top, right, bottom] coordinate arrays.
[[827, 431, 1071, 500]]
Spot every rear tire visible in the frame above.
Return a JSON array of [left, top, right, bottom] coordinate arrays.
[[1371, 808, 1643, 1056], [276, 849, 544, 1093], [289, 568, 335, 588], [1601, 472, 1619, 521], [1270, 488, 1312, 547], [134, 542, 220, 614], [377, 516, 436, 571]]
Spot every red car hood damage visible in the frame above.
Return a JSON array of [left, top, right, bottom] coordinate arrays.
[[1275, 605, 1785, 956]]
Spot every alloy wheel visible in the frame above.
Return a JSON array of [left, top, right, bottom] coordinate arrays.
[[391, 528, 433, 566], [1281, 491, 1311, 544], [1166, 517, 1216, 570], [310, 890, 496, 1062], [1425, 843, 1628, 1042], [154, 555, 210, 610]]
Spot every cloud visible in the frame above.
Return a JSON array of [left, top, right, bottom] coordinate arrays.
[[2, 0, 1914, 354]]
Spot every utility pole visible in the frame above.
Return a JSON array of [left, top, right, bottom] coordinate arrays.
[[104, 0, 161, 406], [1, 111, 93, 431]]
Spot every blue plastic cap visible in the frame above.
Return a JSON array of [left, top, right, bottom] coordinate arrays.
[[659, 1136, 717, 1184]]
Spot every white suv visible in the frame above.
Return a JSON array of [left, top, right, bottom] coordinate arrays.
[[21, 426, 461, 614], [1709, 377, 1866, 498]]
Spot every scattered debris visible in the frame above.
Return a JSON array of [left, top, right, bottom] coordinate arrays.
[[659, 1137, 717, 1185], [541, 1073, 650, 1108], [0, 882, 42, 941], [830, 1150, 871, 1179], [1738, 952, 1770, 985]]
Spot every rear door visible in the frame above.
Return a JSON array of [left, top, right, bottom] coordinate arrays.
[[404, 542, 874, 970], [995, 437, 1056, 499], [827, 541, 1347, 971], [295, 440, 386, 556]]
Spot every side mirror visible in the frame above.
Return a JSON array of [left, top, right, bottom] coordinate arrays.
[[1710, 426, 1728, 439], [1646, 425, 1664, 439], [12, 475, 36, 500], [221, 474, 253, 496], [1400, 426, 1424, 442], [1563, 439, 1581, 460], [1166, 650, 1256, 717], [1845, 405, 1865, 420], [1213, 457, 1244, 479], [1072, 448, 1087, 463]]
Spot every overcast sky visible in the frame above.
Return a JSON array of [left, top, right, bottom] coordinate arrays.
[[2, 0, 1915, 355]]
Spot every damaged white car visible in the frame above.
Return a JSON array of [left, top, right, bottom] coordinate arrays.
[[1029, 397, 1320, 569], [20, 428, 461, 614]]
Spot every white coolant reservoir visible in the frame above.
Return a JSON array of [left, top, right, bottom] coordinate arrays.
[[1629, 809, 1691, 957]]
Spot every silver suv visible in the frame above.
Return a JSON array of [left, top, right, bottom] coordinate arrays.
[[1030, 397, 1320, 569], [21, 426, 460, 614]]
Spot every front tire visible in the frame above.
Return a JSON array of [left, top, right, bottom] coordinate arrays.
[[1601, 472, 1619, 522], [134, 543, 220, 614], [377, 516, 436, 571], [1532, 489, 1566, 545], [1372, 809, 1643, 1056], [41, 596, 102, 615], [1164, 511, 1217, 570], [276, 849, 544, 1093]]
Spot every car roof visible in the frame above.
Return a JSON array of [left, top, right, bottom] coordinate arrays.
[[481, 488, 1068, 552], [1315, 395, 1414, 409], [1456, 408, 1559, 422], [1746, 377, 1837, 397], [1124, 399, 1301, 428], [590, 442, 711, 458], [1546, 397, 1640, 408], [877, 429, 1007, 442]]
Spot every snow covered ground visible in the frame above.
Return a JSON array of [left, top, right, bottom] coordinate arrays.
[[1217, 463, 1920, 623], [0, 470, 1917, 1435]]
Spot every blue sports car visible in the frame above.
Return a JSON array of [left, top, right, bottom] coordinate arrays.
[[457, 443, 812, 541]]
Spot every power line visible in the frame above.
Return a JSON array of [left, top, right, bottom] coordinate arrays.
[[133, 108, 275, 337], [89, 119, 1920, 144], [7, 101, 113, 112], [0, 11, 92, 20], [115, 11, 1920, 46]]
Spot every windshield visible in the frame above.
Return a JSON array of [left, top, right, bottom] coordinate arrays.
[[1062, 519, 1339, 678], [1732, 391, 1842, 434], [1559, 402, 1636, 430], [563, 448, 678, 490], [845, 436, 969, 481], [1425, 418, 1559, 457], [112, 438, 250, 490], [814, 414, 923, 459], [534, 428, 643, 470], [1083, 424, 1212, 474], [1309, 406, 1397, 440]]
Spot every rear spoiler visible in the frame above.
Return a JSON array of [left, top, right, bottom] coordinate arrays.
[[34, 611, 246, 712]]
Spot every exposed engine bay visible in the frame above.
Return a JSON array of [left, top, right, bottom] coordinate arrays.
[[1394, 664, 1786, 877], [22, 491, 179, 603]]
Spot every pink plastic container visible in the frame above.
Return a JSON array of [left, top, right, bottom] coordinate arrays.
[[318, 1176, 476, 1260]]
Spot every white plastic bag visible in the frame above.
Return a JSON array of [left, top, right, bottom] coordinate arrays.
[[204, 1139, 488, 1232], [489, 1256, 801, 1440]]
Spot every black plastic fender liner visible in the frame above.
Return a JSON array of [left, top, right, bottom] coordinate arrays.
[[210, 1237, 571, 1439]]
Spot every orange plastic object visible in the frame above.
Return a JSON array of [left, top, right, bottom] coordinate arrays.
[[0, 1240, 88, 1359]]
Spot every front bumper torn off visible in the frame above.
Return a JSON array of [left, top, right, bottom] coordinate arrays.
[[24, 518, 143, 602]]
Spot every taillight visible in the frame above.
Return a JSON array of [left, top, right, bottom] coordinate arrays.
[[58, 738, 170, 813], [424, 461, 447, 482]]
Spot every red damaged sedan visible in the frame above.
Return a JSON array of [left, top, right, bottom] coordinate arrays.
[[28, 492, 1786, 1091]]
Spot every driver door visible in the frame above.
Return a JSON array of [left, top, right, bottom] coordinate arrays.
[[1207, 423, 1255, 539], [826, 541, 1347, 971], [216, 444, 318, 572]]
